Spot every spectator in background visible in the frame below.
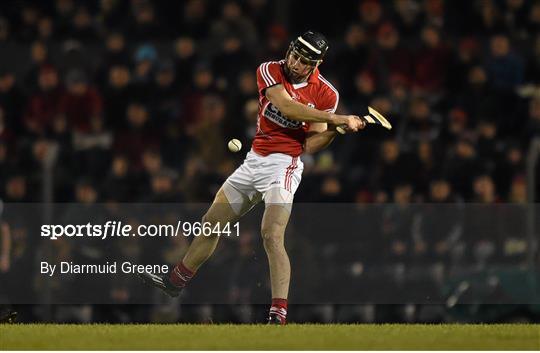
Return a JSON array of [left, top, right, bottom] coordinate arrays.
[[411, 141, 441, 197], [70, 6, 97, 42], [103, 65, 132, 130], [37, 16, 54, 42], [131, 44, 158, 102], [399, 96, 441, 148], [439, 107, 469, 148], [423, 0, 446, 28], [59, 69, 103, 133], [3, 175, 31, 203], [525, 96, 540, 140], [0, 17, 10, 43], [127, 1, 161, 40], [485, 33, 524, 92], [381, 183, 416, 263], [97, 0, 128, 30], [464, 174, 502, 265], [444, 137, 480, 200], [527, 2, 540, 34], [316, 175, 347, 203], [152, 60, 180, 126], [475, 119, 499, 171], [457, 65, 498, 127], [144, 170, 180, 203], [348, 71, 376, 113], [178, 0, 210, 39], [366, 22, 412, 92], [494, 141, 525, 198], [472, 0, 505, 36], [23, 65, 63, 137], [212, 34, 254, 90], [417, 177, 462, 265], [190, 94, 227, 169], [138, 148, 165, 193], [499, 175, 528, 264], [174, 36, 198, 88], [471, 173, 500, 204], [0, 70, 25, 135], [53, 0, 76, 39], [391, 0, 422, 40], [358, 0, 383, 36], [71, 107, 112, 180], [24, 41, 51, 93], [225, 70, 258, 142], [260, 25, 289, 61], [244, 0, 272, 38], [0, 139, 15, 185], [372, 139, 412, 194], [114, 102, 159, 171], [0, 108, 15, 155], [210, 1, 257, 51], [412, 25, 450, 95], [502, 0, 529, 35], [333, 24, 369, 98], [447, 37, 480, 95], [180, 63, 217, 131], [101, 154, 134, 202], [96, 32, 130, 87], [17, 3, 40, 42], [0, 142, 10, 189]]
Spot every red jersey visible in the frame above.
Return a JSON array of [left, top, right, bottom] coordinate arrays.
[[253, 60, 339, 157]]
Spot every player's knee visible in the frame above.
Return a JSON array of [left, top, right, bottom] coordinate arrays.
[[261, 225, 285, 247]]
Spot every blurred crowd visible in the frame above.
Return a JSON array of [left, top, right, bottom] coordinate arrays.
[[0, 0, 539, 205], [1, 0, 540, 323]]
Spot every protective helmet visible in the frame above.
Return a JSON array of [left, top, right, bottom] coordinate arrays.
[[287, 31, 329, 65], [285, 31, 328, 82]]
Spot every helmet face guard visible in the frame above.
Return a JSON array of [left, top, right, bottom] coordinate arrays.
[[284, 31, 329, 83]]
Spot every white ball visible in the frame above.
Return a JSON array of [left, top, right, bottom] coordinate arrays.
[[227, 139, 242, 153]]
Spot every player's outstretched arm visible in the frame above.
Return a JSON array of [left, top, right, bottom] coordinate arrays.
[[304, 123, 336, 154], [265, 85, 364, 131], [303, 121, 365, 154]]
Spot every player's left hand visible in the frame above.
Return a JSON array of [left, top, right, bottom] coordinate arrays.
[[357, 118, 366, 130], [337, 117, 366, 133]]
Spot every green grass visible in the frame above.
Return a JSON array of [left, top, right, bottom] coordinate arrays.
[[1, 324, 538, 350]]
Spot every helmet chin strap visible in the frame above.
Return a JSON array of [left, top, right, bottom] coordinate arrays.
[[284, 65, 312, 84]]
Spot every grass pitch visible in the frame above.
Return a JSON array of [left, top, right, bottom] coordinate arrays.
[[1, 324, 538, 350]]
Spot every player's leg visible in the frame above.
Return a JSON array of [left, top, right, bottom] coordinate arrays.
[[181, 184, 254, 271], [256, 154, 303, 324], [261, 187, 295, 325], [261, 197, 292, 294], [140, 178, 260, 297]]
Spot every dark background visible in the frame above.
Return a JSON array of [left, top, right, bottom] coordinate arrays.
[[0, 0, 539, 323]]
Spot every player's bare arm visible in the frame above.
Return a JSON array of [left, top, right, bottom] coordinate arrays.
[[265, 84, 364, 131], [303, 120, 366, 154]]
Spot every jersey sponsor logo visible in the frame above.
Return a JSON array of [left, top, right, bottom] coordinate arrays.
[[263, 103, 302, 129]]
